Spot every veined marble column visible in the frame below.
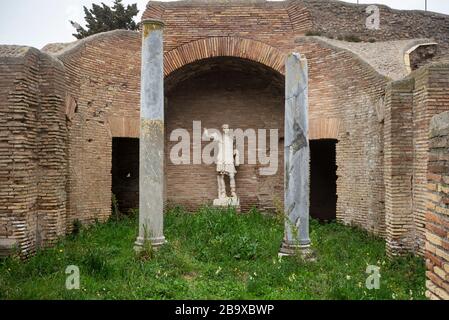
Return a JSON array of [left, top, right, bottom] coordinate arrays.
[[135, 19, 166, 251], [280, 53, 312, 258]]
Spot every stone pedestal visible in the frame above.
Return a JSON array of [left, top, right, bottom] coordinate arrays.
[[213, 197, 240, 207], [280, 53, 312, 257], [213, 197, 241, 213], [214, 197, 241, 212], [135, 19, 166, 251]]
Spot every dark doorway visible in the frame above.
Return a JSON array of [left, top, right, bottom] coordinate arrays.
[[112, 138, 139, 214], [310, 139, 337, 221]]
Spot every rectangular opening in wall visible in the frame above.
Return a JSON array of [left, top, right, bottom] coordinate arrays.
[[310, 139, 338, 222], [112, 138, 139, 214]]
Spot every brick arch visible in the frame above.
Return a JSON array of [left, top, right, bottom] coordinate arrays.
[[164, 37, 286, 77]]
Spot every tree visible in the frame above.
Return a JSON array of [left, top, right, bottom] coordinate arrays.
[[70, 0, 139, 40]]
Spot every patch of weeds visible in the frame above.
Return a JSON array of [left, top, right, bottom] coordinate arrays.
[[272, 196, 285, 224], [135, 232, 155, 262], [72, 219, 82, 236], [128, 208, 139, 218], [136, 220, 164, 263], [136, 244, 155, 262], [81, 248, 112, 278], [232, 236, 259, 260], [111, 193, 122, 220], [246, 273, 271, 297]]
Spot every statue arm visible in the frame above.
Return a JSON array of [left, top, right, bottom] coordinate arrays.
[[203, 128, 210, 139], [204, 128, 219, 141]]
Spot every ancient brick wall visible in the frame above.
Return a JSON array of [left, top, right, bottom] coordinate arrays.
[[413, 64, 449, 255], [426, 111, 449, 300], [0, 48, 39, 257], [143, 0, 298, 53], [384, 63, 449, 256], [36, 53, 68, 248], [144, 0, 449, 55], [55, 31, 141, 229], [0, 47, 67, 257], [384, 78, 415, 255], [294, 38, 387, 235]]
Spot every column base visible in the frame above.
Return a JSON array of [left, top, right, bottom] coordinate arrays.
[[134, 236, 166, 252], [279, 241, 316, 261]]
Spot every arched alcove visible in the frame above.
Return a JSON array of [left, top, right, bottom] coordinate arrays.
[[165, 56, 285, 211]]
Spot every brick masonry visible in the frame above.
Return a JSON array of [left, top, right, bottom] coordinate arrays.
[[426, 111, 449, 300], [384, 63, 449, 256], [384, 78, 415, 255], [0, 47, 67, 257], [57, 31, 141, 232], [0, 0, 448, 265]]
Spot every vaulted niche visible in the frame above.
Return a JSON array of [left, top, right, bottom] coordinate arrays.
[[164, 57, 285, 211]]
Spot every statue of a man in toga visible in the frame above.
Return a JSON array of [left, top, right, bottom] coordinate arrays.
[[204, 124, 240, 206]]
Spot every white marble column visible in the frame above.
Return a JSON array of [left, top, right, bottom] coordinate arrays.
[[135, 19, 166, 250], [280, 53, 312, 257]]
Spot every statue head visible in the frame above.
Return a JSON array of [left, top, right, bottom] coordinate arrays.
[[222, 124, 230, 134]]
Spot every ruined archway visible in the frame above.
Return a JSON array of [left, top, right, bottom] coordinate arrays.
[[164, 37, 286, 78], [165, 56, 285, 212], [162, 37, 287, 211]]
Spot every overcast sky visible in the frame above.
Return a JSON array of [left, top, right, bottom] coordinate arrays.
[[0, 0, 448, 49]]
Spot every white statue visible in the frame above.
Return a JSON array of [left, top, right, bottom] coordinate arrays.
[[204, 124, 240, 207]]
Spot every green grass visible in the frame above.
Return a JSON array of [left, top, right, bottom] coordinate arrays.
[[0, 207, 426, 300]]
